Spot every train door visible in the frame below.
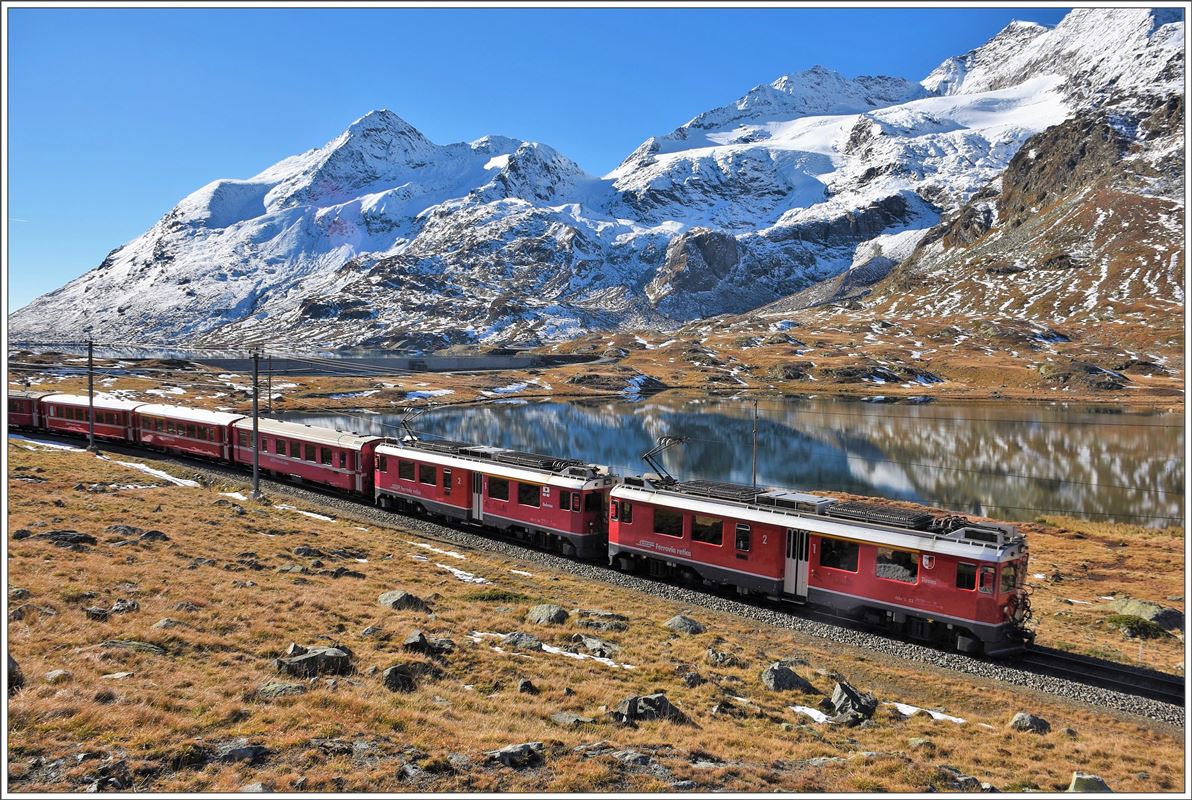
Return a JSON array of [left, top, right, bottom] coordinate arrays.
[[471, 472, 484, 521], [784, 528, 810, 601]]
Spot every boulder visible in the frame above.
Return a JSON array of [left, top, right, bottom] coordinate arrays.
[[527, 604, 569, 625], [1068, 772, 1112, 792], [239, 783, 272, 793], [574, 609, 629, 632], [7, 654, 23, 696], [45, 669, 73, 684], [31, 530, 97, 549], [517, 678, 539, 695], [275, 643, 353, 677], [216, 739, 270, 764], [550, 711, 595, 728], [610, 693, 691, 727], [110, 599, 140, 614], [1107, 598, 1184, 631], [378, 590, 430, 613], [402, 630, 433, 653], [706, 648, 744, 668], [935, 765, 982, 792], [761, 661, 814, 692], [152, 618, 182, 630], [502, 632, 544, 651], [570, 634, 621, 658], [382, 662, 441, 693], [140, 530, 170, 542], [486, 741, 544, 769], [664, 615, 704, 635], [257, 681, 308, 699], [1009, 711, 1051, 734], [830, 681, 877, 726], [85, 607, 111, 622]]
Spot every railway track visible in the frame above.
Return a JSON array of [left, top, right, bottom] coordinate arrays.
[[1011, 646, 1185, 706], [11, 430, 1188, 716]]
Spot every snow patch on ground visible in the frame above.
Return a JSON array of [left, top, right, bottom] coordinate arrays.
[[407, 540, 466, 560], [468, 631, 636, 670], [98, 456, 200, 487], [437, 563, 489, 584], [275, 504, 335, 521]]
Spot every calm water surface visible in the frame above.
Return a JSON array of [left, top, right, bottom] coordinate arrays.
[[279, 396, 1185, 527]]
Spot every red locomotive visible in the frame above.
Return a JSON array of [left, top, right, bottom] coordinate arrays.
[[375, 438, 616, 559]]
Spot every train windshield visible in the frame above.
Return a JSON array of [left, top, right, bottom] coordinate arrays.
[[1000, 561, 1023, 594]]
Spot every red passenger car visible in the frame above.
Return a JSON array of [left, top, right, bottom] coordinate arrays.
[[7, 390, 56, 428], [375, 439, 615, 559], [134, 404, 245, 461], [609, 477, 1031, 655], [38, 394, 141, 442], [231, 418, 382, 494]]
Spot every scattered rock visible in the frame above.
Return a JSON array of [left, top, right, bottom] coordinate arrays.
[[610, 693, 692, 727], [501, 632, 544, 651], [761, 661, 815, 692], [829, 681, 877, 726], [705, 647, 744, 668], [381, 662, 441, 693], [239, 782, 273, 793], [378, 590, 430, 613], [1107, 598, 1184, 631], [611, 749, 652, 766], [257, 681, 308, 700], [140, 530, 170, 542], [293, 545, 324, 558], [110, 599, 140, 614], [935, 765, 983, 792], [569, 634, 621, 658], [1068, 772, 1112, 792], [100, 640, 166, 655], [1009, 711, 1051, 734], [517, 678, 539, 695], [275, 643, 353, 677], [8, 654, 23, 695], [9, 588, 31, 601], [664, 615, 704, 635], [527, 604, 569, 625], [216, 739, 270, 764], [361, 625, 381, 637], [84, 607, 111, 622], [172, 601, 201, 612], [680, 671, 705, 688], [486, 741, 544, 769], [574, 609, 629, 632], [30, 530, 97, 550], [45, 669, 72, 684], [101, 671, 134, 680], [402, 630, 433, 653], [152, 618, 182, 630], [550, 711, 595, 728]]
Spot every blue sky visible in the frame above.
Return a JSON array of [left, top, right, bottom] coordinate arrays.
[[7, 6, 1071, 309]]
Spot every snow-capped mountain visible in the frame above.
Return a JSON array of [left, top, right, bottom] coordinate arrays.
[[10, 7, 1183, 350]]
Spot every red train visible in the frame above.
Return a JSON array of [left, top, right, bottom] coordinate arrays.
[[5, 390, 1033, 655]]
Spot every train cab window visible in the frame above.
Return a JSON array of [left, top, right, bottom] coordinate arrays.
[[735, 523, 751, 552], [275, 439, 286, 455], [398, 460, 415, 481], [488, 477, 509, 501], [320, 447, 333, 465], [999, 562, 1019, 594], [653, 508, 683, 537], [305, 444, 316, 462], [378, 455, 388, 473], [979, 565, 996, 594], [560, 492, 572, 511], [442, 468, 453, 495], [819, 538, 858, 572], [609, 500, 619, 520], [419, 464, 436, 485], [517, 483, 541, 508], [875, 548, 918, 584], [620, 501, 633, 524], [692, 515, 723, 545], [584, 492, 600, 513], [955, 562, 977, 591]]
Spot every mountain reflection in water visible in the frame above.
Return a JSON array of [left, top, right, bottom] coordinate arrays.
[[278, 396, 1184, 527]]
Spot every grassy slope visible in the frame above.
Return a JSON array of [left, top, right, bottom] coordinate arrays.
[[6, 439, 1184, 793]]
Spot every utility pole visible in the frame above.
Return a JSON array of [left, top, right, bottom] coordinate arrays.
[[250, 351, 261, 499], [266, 354, 273, 415], [751, 398, 759, 489], [86, 339, 97, 452]]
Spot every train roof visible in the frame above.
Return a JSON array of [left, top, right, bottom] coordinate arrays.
[[232, 417, 382, 451], [613, 477, 1024, 561], [40, 393, 144, 411], [377, 439, 613, 489], [7, 390, 59, 400], [134, 403, 246, 426]]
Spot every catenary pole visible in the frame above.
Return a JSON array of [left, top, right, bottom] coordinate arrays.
[[751, 398, 758, 489], [251, 351, 261, 499], [267, 354, 273, 414], [87, 339, 96, 451]]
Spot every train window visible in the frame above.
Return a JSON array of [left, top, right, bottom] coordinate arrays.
[[289, 440, 302, 459], [339, 452, 347, 469], [820, 538, 858, 572], [653, 508, 683, 537], [955, 563, 977, 591], [488, 477, 509, 501], [609, 500, 619, 520], [876, 548, 918, 584], [999, 562, 1018, 594], [320, 447, 333, 465], [560, 492, 572, 511], [378, 455, 387, 473], [442, 468, 453, 495], [305, 444, 316, 461], [735, 523, 751, 552], [621, 501, 633, 524], [237, 430, 250, 448], [274, 438, 285, 455], [517, 483, 541, 508], [979, 566, 996, 593], [419, 464, 436, 485], [584, 492, 600, 513], [196, 426, 207, 441], [692, 515, 723, 545], [398, 460, 415, 481]]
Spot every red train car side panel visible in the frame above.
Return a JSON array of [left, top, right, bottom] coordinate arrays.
[[135, 404, 245, 461], [232, 418, 380, 495], [38, 394, 141, 442]]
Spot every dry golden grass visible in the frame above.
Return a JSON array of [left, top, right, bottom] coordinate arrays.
[[5, 438, 1185, 792]]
